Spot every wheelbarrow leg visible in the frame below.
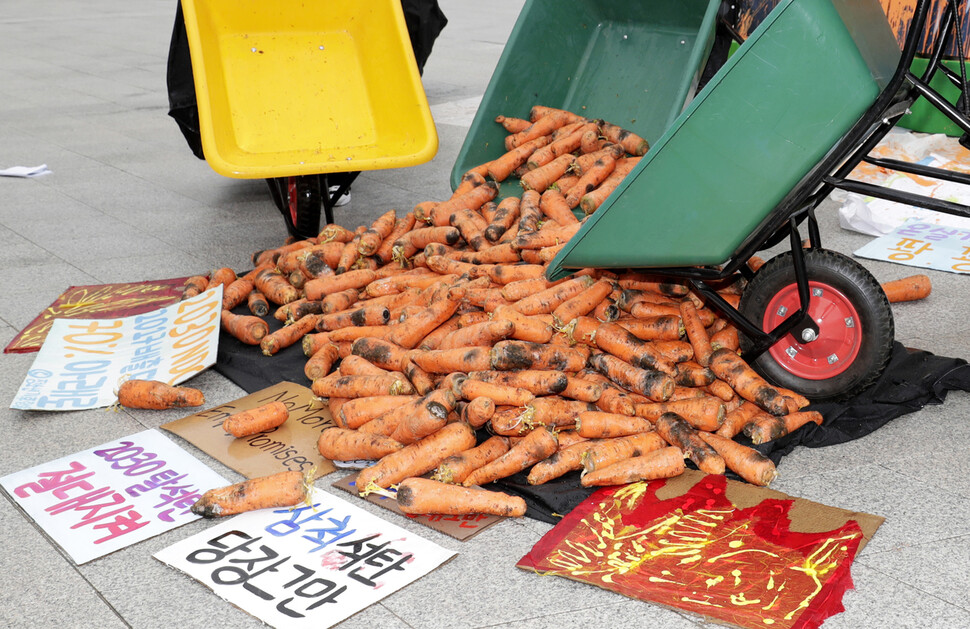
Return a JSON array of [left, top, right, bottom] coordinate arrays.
[[321, 171, 360, 226]]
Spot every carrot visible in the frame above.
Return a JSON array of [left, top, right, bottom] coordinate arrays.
[[317, 223, 355, 243], [578, 156, 640, 215], [710, 326, 740, 352], [561, 375, 605, 403], [634, 396, 725, 433], [576, 411, 652, 439], [383, 287, 464, 350], [311, 373, 414, 398], [245, 290, 269, 317], [708, 348, 789, 415], [529, 105, 586, 124], [512, 221, 582, 251], [316, 305, 390, 331], [259, 314, 318, 356], [430, 180, 500, 226], [581, 446, 685, 487], [516, 190, 543, 234], [467, 369, 568, 396], [303, 269, 375, 301], [504, 109, 572, 151], [221, 277, 254, 311], [654, 412, 725, 475], [526, 439, 596, 485], [180, 275, 209, 300], [191, 470, 308, 518], [388, 389, 456, 445], [512, 275, 595, 316], [316, 427, 403, 462], [680, 300, 713, 367], [409, 346, 493, 373], [337, 395, 416, 429], [221, 309, 269, 345], [745, 410, 824, 445], [589, 352, 674, 402], [590, 321, 675, 374], [551, 278, 614, 327], [462, 426, 558, 487], [432, 435, 511, 484], [565, 155, 617, 208], [716, 400, 765, 438], [581, 431, 668, 474], [495, 114, 532, 133], [487, 305, 550, 344], [490, 340, 587, 372], [356, 422, 478, 493], [527, 123, 595, 170], [520, 154, 576, 192], [484, 196, 521, 243], [252, 267, 300, 305], [209, 267, 237, 290], [396, 477, 526, 517], [274, 299, 322, 323], [461, 396, 496, 428], [697, 432, 777, 486], [356, 209, 397, 257], [598, 121, 650, 156], [222, 401, 290, 438], [456, 378, 535, 407], [881, 274, 931, 303], [448, 207, 490, 252], [304, 341, 340, 380], [301, 332, 330, 358], [116, 379, 204, 410], [392, 226, 462, 261]]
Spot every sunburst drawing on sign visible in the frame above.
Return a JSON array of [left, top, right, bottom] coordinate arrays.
[[518, 473, 873, 629]]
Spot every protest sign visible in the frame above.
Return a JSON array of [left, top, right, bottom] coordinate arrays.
[[162, 382, 336, 479], [155, 487, 455, 628], [0, 429, 228, 564], [10, 285, 222, 410], [855, 218, 970, 273]]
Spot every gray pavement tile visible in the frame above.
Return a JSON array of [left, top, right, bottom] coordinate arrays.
[[0, 263, 99, 307], [481, 599, 705, 629], [768, 463, 970, 556], [858, 534, 970, 613], [0, 499, 127, 629], [77, 252, 212, 286]]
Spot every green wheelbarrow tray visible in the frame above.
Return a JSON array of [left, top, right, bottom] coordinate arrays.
[[547, 0, 901, 280], [450, 0, 722, 196]]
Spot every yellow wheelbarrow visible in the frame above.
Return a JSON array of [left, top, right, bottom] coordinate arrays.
[[172, 0, 440, 237]]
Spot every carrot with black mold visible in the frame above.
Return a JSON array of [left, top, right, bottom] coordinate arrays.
[[708, 347, 789, 415], [317, 427, 404, 461], [396, 477, 526, 517], [580, 446, 685, 487], [191, 470, 309, 518], [654, 412, 725, 475], [304, 341, 340, 380], [181, 275, 209, 300], [117, 379, 204, 409], [432, 435, 511, 484], [222, 401, 290, 438], [356, 421, 478, 493], [221, 310, 269, 345], [698, 432, 777, 486], [260, 314, 320, 356], [462, 426, 558, 487], [580, 431, 668, 475]]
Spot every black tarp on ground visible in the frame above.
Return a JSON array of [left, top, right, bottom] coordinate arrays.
[[214, 306, 970, 523]]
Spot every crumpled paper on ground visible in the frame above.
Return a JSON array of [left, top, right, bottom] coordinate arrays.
[[0, 164, 51, 178], [837, 128, 970, 236]]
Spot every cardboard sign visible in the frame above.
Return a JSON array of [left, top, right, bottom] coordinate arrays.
[[10, 285, 222, 411], [154, 487, 456, 628], [331, 473, 502, 541], [4, 277, 191, 354], [518, 470, 884, 629], [162, 382, 336, 479], [0, 429, 228, 565], [855, 217, 970, 274]]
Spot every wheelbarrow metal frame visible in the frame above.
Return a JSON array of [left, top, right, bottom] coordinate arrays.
[[635, 0, 970, 363]]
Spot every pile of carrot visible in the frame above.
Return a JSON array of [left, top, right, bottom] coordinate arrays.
[[188, 105, 840, 517]]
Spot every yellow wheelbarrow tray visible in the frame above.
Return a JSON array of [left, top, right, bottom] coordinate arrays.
[[179, 0, 438, 179]]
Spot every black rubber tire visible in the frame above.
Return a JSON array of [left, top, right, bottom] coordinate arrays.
[[738, 249, 894, 402], [269, 175, 322, 239]]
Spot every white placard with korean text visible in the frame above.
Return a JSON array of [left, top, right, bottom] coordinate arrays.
[[0, 429, 228, 564], [10, 285, 222, 410], [854, 218, 970, 274], [154, 487, 456, 628]]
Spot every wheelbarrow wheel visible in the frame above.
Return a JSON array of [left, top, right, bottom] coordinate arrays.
[[267, 176, 322, 240], [738, 248, 894, 402]]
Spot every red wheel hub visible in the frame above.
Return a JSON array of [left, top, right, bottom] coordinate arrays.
[[762, 281, 861, 380]]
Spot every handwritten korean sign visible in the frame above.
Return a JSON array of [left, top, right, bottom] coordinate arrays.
[[854, 218, 970, 273], [4, 277, 190, 354], [0, 429, 228, 564], [155, 487, 456, 628], [10, 285, 222, 410]]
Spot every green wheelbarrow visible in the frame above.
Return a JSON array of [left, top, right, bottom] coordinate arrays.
[[544, 0, 970, 401]]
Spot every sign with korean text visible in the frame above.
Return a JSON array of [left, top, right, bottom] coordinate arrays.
[[4, 277, 190, 354], [0, 429, 228, 565], [155, 487, 456, 628], [855, 218, 970, 273], [10, 285, 222, 410], [162, 382, 336, 480]]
